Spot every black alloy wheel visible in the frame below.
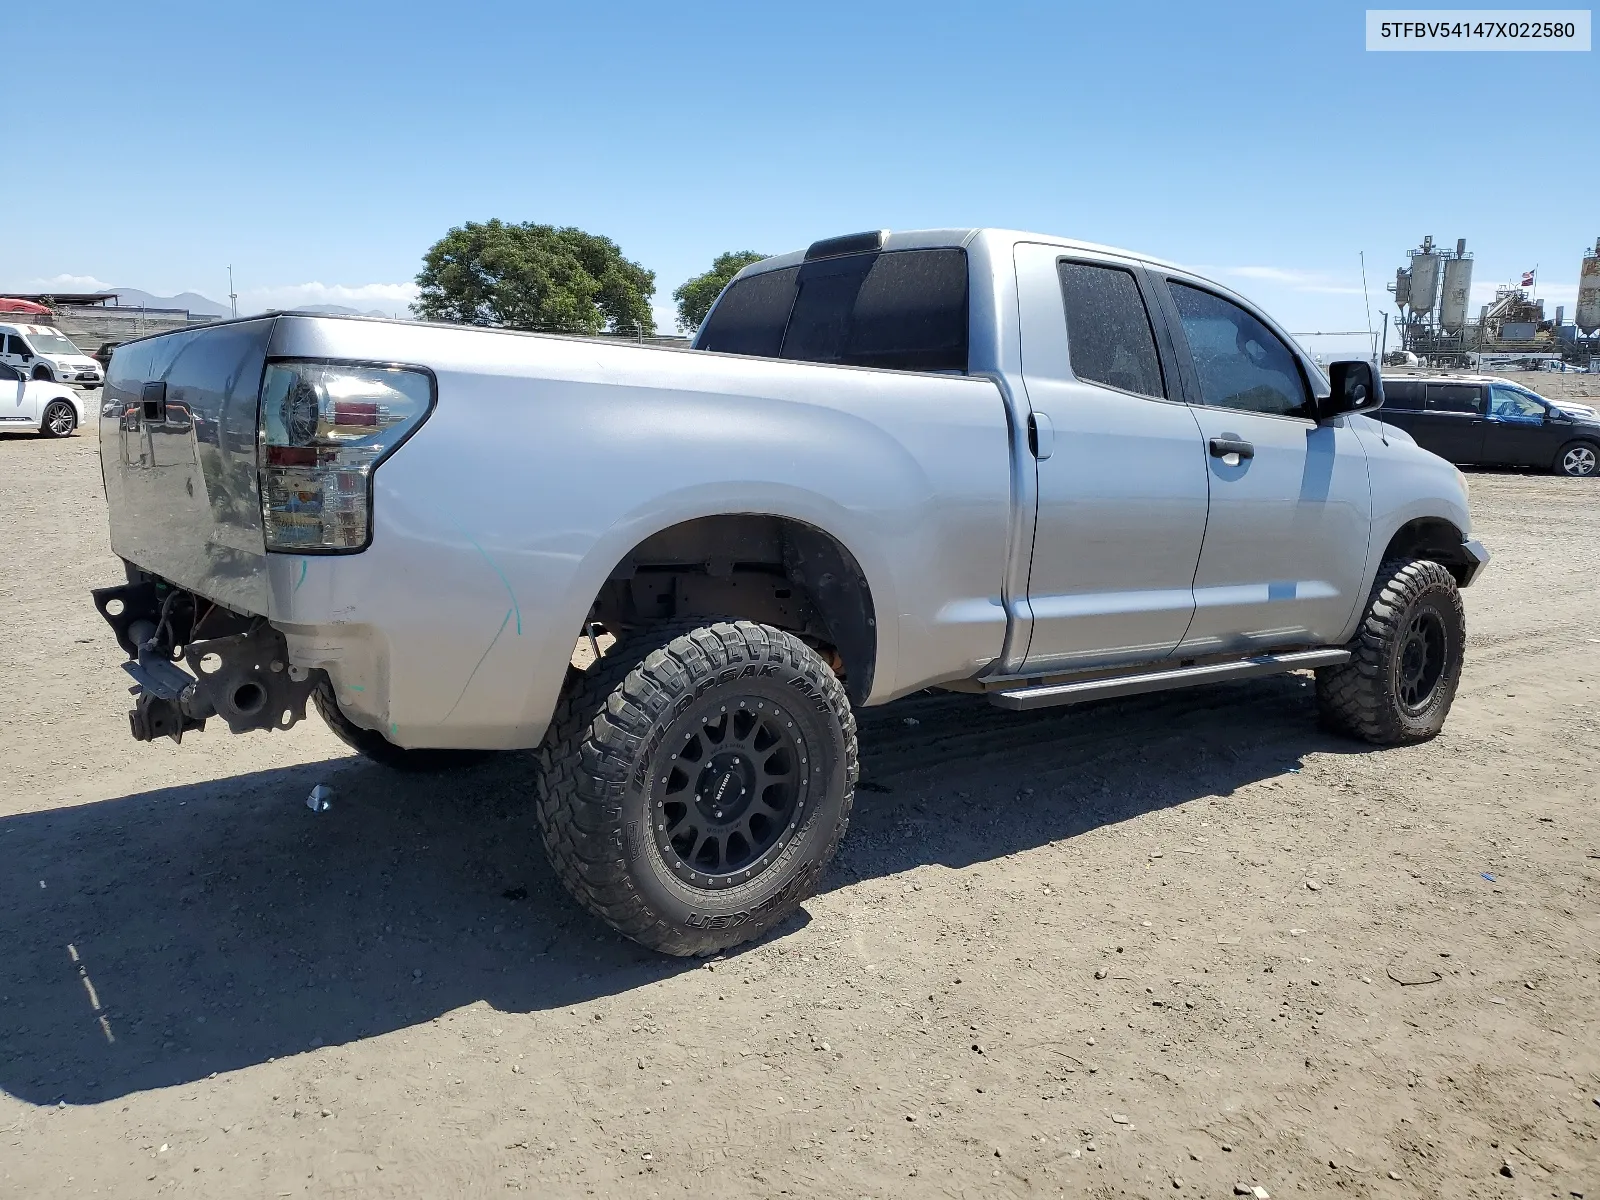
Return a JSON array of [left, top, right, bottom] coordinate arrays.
[[655, 693, 807, 889], [1395, 608, 1447, 713]]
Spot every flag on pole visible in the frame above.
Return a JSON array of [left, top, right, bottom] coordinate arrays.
[[1521, 270, 1536, 287]]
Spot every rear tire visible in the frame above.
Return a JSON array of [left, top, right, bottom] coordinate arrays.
[[312, 680, 496, 771], [40, 400, 77, 438], [1555, 440, 1598, 478], [1315, 558, 1465, 746], [536, 619, 857, 956]]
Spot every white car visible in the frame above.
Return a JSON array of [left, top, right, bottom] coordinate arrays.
[[0, 322, 104, 388], [0, 361, 87, 436]]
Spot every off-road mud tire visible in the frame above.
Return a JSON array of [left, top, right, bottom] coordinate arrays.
[[312, 680, 496, 772], [535, 619, 857, 957], [1315, 558, 1465, 746]]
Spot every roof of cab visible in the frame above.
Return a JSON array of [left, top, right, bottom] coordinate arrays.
[[736, 228, 1185, 279]]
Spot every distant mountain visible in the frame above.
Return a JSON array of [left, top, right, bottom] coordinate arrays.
[[108, 287, 231, 317], [289, 303, 402, 318]]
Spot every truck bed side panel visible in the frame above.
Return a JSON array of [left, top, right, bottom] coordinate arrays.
[[259, 317, 1013, 749]]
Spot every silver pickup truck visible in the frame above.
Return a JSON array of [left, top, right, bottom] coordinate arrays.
[[91, 227, 1489, 955]]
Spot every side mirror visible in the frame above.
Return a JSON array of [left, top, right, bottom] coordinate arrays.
[[1321, 360, 1384, 421]]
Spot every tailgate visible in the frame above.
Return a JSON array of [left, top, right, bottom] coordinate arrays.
[[101, 318, 275, 614]]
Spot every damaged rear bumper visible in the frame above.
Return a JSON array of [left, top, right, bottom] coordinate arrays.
[[92, 581, 319, 743]]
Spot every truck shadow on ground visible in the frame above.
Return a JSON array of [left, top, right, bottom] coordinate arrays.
[[1, 673, 1369, 1106]]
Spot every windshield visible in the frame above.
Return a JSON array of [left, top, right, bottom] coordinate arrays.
[[22, 329, 84, 355]]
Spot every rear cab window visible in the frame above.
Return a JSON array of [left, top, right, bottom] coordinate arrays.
[[696, 248, 969, 374]]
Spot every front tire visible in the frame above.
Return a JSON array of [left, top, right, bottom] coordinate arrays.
[[1556, 440, 1598, 478], [31, 365, 53, 382], [1316, 559, 1466, 746], [312, 680, 496, 771], [536, 620, 857, 956], [40, 400, 77, 438]]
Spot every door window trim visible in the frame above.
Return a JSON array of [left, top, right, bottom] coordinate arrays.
[[1149, 272, 1318, 425], [1043, 253, 1195, 410], [1052, 256, 1177, 405]]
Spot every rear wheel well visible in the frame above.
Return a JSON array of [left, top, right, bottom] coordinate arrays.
[[591, 515, 877, 704], [1381, 517, 1471, 582]]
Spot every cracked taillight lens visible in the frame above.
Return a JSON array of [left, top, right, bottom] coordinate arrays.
[[258, 361, 432, 552]]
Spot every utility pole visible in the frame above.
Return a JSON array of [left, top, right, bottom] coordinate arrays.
[[228, 265, 238, 318]]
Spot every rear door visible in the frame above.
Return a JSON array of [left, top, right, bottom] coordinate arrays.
[[1152, 276, 1372, 652], [1420, 382, 1487, 463], [1374, 378, 1427, 440], [1013, 243, 1211, 671]]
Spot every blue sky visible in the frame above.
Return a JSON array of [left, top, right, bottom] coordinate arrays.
[[4, 0, 1594, 352]]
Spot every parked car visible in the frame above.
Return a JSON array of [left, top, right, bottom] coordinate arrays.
[[0, 323, 103, 388], [1379, 374, 1600, 478], [0, 362, 87, 436], [92, 341, 122, 370], [88, 228, 1488, 956]]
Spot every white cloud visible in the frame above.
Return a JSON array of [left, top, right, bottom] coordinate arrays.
[[9, 272, 115, 292], [1217, 266, 1365, 295], [240, 280, 420, 315]]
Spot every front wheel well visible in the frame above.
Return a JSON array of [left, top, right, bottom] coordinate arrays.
[[590, 515, 877, 704], [1381, 517, 1472, 583]]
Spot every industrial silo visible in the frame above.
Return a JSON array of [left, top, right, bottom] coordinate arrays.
[[1409, 236, 1441, 317], [1440, 240, 1473, 334], [1393, 267, 1411, 310], [1578, 238, 1600, 335]]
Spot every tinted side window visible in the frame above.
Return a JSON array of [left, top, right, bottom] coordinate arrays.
[[1169, 283, 1310, 417], [1058, 262, 1165, 398], [695, 266, 799, 357], [0, 362, 17, 381], [1381, 380, 1423, 409], [1425, 383, 1484, 414]]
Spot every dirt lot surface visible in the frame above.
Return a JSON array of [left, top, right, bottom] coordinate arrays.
[[3, 425, 1598, 1200]]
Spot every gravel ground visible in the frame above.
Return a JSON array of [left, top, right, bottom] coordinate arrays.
[[1, 425, 1597, 1199]]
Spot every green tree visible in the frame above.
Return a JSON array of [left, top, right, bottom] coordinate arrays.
[[673, 251, 768, 333], [414, 220, 655, 335]]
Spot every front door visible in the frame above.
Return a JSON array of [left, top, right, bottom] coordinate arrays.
[[1152, 277, 1373, 652], [1484, 383, 1557, 467], [1014, 243, 1211, 671], [0, 363, 37, 426]]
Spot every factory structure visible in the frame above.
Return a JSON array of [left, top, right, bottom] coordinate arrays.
[[1388, 235, 1600, 368]]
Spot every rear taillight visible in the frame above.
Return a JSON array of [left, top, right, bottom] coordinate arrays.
[[257, 361, 432, 552]]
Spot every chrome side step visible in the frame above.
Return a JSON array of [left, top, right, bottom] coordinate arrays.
[[989, 648, 1351, 712]]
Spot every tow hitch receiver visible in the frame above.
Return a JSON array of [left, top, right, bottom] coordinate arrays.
[[92, 583, 318, 744]]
